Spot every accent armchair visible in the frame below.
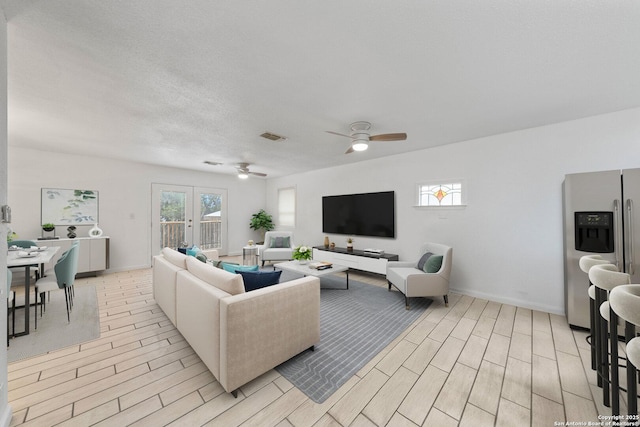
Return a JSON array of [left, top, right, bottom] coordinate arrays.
[[259, 231, 295, 267], [386, 242, 452, 309]]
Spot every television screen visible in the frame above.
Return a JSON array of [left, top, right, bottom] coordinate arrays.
[[322, 191, 395, 238]]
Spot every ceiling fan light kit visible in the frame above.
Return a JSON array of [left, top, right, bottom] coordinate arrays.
[[236, 162, 267, 179], [352, 140, 369, 151]]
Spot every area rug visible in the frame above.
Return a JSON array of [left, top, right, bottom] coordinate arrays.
[[8, 285, 100, 362], [275, 274, 432, 403]]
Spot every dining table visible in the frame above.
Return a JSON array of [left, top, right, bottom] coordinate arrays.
[[7, 246, 60, 336]]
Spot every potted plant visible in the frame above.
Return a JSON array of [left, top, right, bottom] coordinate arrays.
[[346, 237, 354, 251], [249, 209, 275, 243], [292, 245, 312, 264], [42, 223, 55, 232]]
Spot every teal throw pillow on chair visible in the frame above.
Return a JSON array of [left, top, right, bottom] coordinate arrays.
[[425, 255, 443, 273], [270, 236, 290, 248]]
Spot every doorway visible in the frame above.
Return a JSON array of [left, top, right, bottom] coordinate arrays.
[[151, 184, 228, 256]]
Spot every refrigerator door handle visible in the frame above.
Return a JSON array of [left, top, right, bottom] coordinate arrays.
[[615, 199, 622, 270], [627, 199, 635, 275]]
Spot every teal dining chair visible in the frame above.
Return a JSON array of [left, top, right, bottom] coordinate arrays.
[[36, 244, 79, 322], [8, 239, 38, 249]]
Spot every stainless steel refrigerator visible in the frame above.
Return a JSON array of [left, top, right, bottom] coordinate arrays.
[[563, 168, 640, 330]]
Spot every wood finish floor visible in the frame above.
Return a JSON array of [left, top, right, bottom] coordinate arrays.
[[6, 263, 629, 426]]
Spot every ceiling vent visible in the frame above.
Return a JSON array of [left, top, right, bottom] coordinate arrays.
[[260, 132, 287, 142]]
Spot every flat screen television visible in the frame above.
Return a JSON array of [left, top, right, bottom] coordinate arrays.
[[322, 191, 395, 238]]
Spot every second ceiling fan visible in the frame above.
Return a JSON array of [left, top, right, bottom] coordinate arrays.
[[326, 121, 407, 154]]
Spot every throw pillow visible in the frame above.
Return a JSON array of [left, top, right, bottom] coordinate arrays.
[[239, 270, 282, 292], [270, 236, 290, 248], [417, 252, 433, 271], [195, 252, 207, 263], [425, 255, 443, 273], [209, 259, 223, 269], [186, 245, 200, 257], [221, 262, 260, 274]]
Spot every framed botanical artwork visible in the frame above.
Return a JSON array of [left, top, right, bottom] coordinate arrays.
[[41, 188, 99, 225]]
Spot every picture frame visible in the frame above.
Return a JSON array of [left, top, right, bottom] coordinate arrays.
[[41, 188, 99, 225]]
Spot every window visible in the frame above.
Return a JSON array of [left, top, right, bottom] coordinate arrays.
[[278, 187, 296, 227], [417, 181, 465, 207]]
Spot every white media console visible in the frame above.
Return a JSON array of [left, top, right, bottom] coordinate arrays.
[[312, 246, 399, 275]]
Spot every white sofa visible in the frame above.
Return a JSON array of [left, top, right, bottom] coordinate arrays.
[[152, 247, 320, 395]]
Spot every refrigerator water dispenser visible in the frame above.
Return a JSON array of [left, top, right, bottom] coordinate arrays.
[[574, 211, 614, 253]]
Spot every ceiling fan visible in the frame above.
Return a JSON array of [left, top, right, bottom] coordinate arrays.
[[326, 121, 407, 154], [236, 162, 267, 179]]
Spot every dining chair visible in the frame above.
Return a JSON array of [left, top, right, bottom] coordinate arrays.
[[8, 239, 41, 282], [42, 241, 80, 305], [7, 269, 15, 346], [36, 244, 79, 322]]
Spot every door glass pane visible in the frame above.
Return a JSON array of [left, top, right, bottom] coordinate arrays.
[[199, 192, 222, 249], [160, 190, 187, 250]]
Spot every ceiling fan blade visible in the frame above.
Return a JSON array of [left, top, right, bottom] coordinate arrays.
[[369, 133, 407, 142], [326, 130, 353, 139], [345, 146, 354, 154], [249, 171, 267, 177]]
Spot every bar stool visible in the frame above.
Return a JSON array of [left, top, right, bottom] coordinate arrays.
[[589, 263, 631, 413], [610, 284, 640, 416], [580, 255, 611, 373]]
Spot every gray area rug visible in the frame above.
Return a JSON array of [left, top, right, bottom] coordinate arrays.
[[275, 273, 432, 403], [8, 285, 100, 362]]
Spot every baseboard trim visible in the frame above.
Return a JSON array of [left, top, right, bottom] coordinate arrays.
[[449, 286, 564, 316]]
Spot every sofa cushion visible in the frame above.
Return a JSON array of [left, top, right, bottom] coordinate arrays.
[[221, 263, 259, 274], [270, 236, 290, 248], [162, 247, 188, 269], [239, 270, 282, 292], [417, 252, 433, 271], [186, 257, 245, 295], [425, 255, 443, 273]]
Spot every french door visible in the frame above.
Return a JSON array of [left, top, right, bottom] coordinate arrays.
[[151, 184, 228, 256]]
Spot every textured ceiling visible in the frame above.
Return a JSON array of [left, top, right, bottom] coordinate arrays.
[[2, 1, 639, 178]]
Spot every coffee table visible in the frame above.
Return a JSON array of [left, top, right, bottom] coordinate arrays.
[[274, 260, 350, 290]]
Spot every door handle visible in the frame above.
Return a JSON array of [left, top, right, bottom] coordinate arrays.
[[614, 199, 622, 270], [627, 199, 635, 275]]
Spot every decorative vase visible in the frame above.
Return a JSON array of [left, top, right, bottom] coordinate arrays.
[[298, 259, 308, 265], [89, 223, 103, 238], [67, 226, 77, 239], [330, 242, 335, 249], [324, 236, 330, 248]]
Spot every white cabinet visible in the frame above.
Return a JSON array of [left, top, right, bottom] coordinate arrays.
[[39, 237, 110, 274], [312, 247, 398, 275]]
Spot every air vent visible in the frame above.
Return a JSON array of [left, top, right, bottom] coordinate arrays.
[[203, 160, 222, 166], [260, 132, 287, 141]]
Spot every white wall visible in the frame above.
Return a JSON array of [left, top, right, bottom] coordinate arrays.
[[266, 108, 640, 315], [8, 147, 266, 271], [0, 9, 11, 427]]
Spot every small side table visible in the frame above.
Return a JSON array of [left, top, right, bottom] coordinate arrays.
[[242, 245, 259, 266]]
